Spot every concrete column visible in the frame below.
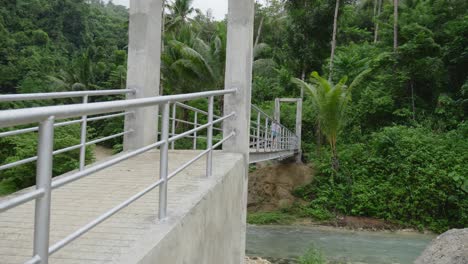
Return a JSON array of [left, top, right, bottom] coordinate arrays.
[[124, 0, 163, 150], [223, 0, 254, 155], [274, 98, 280, 122], [222, 0, 254, 263], [295, 99, 303, 162]]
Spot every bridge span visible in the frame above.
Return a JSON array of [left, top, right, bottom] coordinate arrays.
[[0, 0, 302, 263]]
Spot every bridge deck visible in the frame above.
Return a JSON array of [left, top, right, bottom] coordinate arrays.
[[0, 150, 241, 264]]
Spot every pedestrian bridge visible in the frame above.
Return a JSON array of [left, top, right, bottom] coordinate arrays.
[[0, 90, 301, 264], [0, 0, 302, 263]]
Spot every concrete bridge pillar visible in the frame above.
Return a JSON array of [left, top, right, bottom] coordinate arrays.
[[223, 0, 255, 262], [223, 0, 254, 155], [295, 99, 303, 162], [124, 0, 163, 150]]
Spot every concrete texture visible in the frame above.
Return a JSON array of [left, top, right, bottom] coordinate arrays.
[[128, 152, 246, 264], [123, 0, 163, 150], [249, 150, 297, 164], [222, 1, 255, 263], [223, 0, 254, 154], [415, 228, 468, 264], [0, 150, 245, 264]]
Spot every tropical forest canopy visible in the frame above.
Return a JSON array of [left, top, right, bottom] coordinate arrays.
[[0, 0, 466, 232]]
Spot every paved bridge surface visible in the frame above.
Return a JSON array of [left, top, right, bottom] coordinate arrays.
[[0, 151, 240, 264]]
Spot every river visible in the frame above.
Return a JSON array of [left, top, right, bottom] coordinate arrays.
[[246, 225, 435, 264]]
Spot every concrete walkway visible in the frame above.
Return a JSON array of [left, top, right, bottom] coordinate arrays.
[[0, 150, 241, 264]]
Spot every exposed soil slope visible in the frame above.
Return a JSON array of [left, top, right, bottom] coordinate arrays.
[[248, 162, 313, 212]]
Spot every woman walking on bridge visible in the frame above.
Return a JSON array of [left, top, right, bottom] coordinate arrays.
[[271, 120, 280, 150]]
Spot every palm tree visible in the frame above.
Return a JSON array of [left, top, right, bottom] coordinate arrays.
[[48, 48, 101, 93], [161, 24, 226, 94], [166, 0, 200, 32], [329, 0, 340, 82], [292, 70, 370, 172]]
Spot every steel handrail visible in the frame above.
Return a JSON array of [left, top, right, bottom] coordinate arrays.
[[0, 89, 236, 128], [0, 89, 134, 102], [0, 88, 238, 264], [250, 104, 299, 153], [0, 112, 130, 138]]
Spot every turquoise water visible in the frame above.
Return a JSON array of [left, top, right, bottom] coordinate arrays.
[[246, 225, 435, 264]]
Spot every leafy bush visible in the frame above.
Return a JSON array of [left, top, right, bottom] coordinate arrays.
[[247, 212, 295, 225], [299, 247, 327, 264], [306, 125, 468, 232], [0, 124, 94, 195], [285, 201, 334, 221]]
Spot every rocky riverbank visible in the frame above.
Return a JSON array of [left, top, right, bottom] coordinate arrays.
[[246, 256, 272, 264]]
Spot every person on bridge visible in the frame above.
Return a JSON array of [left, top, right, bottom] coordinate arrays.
[[271, 120, 280, 149]]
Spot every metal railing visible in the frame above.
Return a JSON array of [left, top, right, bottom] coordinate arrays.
[[0, 89, 236, 264], [250, 105, 298, 152], [0, 89, 135, 171]]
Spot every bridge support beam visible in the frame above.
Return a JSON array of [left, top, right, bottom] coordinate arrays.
[[295, 99, 303, 162], [223, 0, 254, 262], [124, 0, 163, 150]]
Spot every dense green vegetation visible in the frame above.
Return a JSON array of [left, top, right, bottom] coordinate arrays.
[[251, 0, 467, 233], [247, 211, 296, 225], [0, 0, 466, 232], [0, 0, 128, 193]]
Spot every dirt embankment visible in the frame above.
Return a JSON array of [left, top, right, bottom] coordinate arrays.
[[248, 162, 403, 231], [248, 162, 313, 212]]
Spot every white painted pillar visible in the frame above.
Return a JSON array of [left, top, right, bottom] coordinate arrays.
[[223, 0, 254, 155], [124, 0, 163, 150], [222, 0, 254, 262], [274, 98, 280, 123], [296, 99, 303, 162]]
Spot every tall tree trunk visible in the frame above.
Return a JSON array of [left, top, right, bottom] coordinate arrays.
[[316, 122, 322, 156], [410, 79, 416, 121], [300, 65, 306, 98], [393, 0, 398, 52], [331, 141, 339, 172], [254, 16, 264, 47], [159, 0, 166, 95], [329, 0, 340, 82], [374, 0, 382, 43]]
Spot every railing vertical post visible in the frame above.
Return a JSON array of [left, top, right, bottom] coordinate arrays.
[[171, 103, 176, 150], [34, 116, 54, 264], [79, 95, 88, 171], [193, 112, 198, 150], [281, 126, 285, 150], [158, 103, 169, 220], [256, 111, 261, 152], [289, 131, 292, 150], [206, 96, 214, 177]]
